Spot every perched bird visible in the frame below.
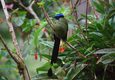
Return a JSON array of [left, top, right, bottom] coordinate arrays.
[[48, 14, 68, 77]]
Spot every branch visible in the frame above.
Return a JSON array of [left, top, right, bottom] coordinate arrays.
[[0, 0, 31, 80], [93, 8, 99, 20], [18, 0, 40, 25], [0, 34, 19, 64], [85, 0, 89, 34], [41, 6, 62, 39], [41, 7, 56, 32], [70, 0, 88, 42], [65, 41, 86, 58], [1, 0, 23, 60], [40, 5, 86, 58], [70, 0, 79, 18]]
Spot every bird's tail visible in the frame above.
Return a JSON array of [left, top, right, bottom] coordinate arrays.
[[51, 35, 60, 64], [48, 35, 60, 77]]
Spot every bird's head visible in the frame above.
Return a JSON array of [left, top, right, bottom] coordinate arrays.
[[54, 14, 64, 20]]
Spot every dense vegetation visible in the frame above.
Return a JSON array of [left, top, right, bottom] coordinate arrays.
[[0, 0, 115, 80]]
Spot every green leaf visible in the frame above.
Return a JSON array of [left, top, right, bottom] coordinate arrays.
[[34, 73, 57, 80], [22, 19, 37, 32], [93, 1, 105, 14], [55, 67, 66, 79], [12, 11, 27, 26], [95, 48, 115, 64], [89, 32, 103, 37], [17, 11, 27, 16], [36, 62, 51, 73], [12, 16, 25, 27], [95, 48, 115, 54], [33, 20, 47, 47], [110, 0, 115, 7], [84, 43, 95, 54], [33, 27, 44, 47], [64, 64, 87, 80], [34, 73, 50, 80], [0, 53, 2, 59], [106, 8, 115, 19], [97, 52, 115, 64], [41, 53, 51, 59], [37, 1, 45, 7], [40, 41, 54, 48]]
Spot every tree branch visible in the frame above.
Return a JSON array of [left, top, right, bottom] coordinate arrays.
[[40, 5, 86, 58], [0, 34, 19, 64], [65, 41, 86, 58], [0, 0, 31, 80], [18, 0, 40, 25], [70, 0, 88, 42], [1, 0, 23, 60], [85, 0, 89, 34]]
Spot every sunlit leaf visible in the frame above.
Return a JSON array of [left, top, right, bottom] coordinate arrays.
[[22, 19, 37, 32]]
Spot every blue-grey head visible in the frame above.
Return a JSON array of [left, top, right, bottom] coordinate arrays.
[[54, 13, 64, 20]]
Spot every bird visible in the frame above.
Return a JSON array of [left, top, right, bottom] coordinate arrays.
[[48, 13, 68, 77]]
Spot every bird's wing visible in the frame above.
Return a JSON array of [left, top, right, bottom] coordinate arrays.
[[53, 18, 68, 41]]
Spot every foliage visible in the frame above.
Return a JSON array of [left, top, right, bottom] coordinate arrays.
[[0, 0, 115, 80], [33, 0, 115, 80]]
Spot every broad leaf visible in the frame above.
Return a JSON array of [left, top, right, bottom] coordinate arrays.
[[36, 62, 51, 73], [64, 64, 87, 80]]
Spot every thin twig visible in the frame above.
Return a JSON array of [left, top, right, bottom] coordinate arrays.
[[65, 41, 86, 58], [70, 0, 88, 42], [41, 5, 86, 58], [0, 34, 19, 64], [85, 0, 89, 35], [70, 0, 79, 17], [93, 8, 99, 20], [18, 0, 40, 25], [70, 0, 78, 21], [41, 7, 58, 36]]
